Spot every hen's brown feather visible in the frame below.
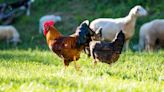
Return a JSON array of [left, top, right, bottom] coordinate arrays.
[[89, 31, 125, 64]]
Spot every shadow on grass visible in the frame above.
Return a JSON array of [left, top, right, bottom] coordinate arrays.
[[0, 50, 61, 66]]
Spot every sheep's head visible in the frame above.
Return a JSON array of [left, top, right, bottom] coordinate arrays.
[[10, 37, 21, 46], [91, 27, 102, 41], [53, 15, 62, 22], [130, 5, 147, 17]]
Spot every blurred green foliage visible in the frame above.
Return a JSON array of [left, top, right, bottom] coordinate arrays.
[[0, 0, 163, 50]]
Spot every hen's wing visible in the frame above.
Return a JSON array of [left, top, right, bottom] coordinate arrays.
[[92, 41, 114, 51]]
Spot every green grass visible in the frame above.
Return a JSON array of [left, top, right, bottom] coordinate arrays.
[[0, 50, 164, 92], [0, 0, 164, 49], [0, 0, 164, 91]]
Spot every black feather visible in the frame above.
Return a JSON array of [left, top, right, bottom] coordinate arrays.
[[112, 30, 125, 53], [76, 23, 92, 48]]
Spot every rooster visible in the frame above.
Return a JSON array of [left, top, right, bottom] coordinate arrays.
[[89, 31, 125, 65], [43, 20, 101, 70]]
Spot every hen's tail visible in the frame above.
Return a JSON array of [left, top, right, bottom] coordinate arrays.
[[112, 30, 125, 52], [76, 20, 94, 47]]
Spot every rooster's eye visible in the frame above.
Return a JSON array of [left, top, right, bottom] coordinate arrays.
[[46, 26, 50, 31]]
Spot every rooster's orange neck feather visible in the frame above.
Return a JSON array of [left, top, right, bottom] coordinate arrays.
[[46, 26, 62, 46]]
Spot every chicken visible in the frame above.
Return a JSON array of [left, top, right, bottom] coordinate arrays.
[[84, 27, 102, 57], [43, 20, 100, 70], [89, 31, 125, 65]]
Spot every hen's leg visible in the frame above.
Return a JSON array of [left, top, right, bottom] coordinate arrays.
[[90, 49, 97, 67], [94, 58, 99, 66]]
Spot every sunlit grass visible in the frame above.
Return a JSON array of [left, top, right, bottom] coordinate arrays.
[[0, 0, 164, 91], [0, 50, 163, 92]]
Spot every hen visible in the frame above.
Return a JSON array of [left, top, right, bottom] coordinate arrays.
[[89, 31, 125, 65], [43, 20, 100, 70]]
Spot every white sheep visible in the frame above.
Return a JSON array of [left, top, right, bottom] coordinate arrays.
[[90, 5, 147, 50], [39, 15, 62, 34], [135, 19, 164, 51], [0, 25, 21, 45]]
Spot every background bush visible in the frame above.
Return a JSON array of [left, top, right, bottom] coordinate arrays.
[[0, 0, 163, 50]]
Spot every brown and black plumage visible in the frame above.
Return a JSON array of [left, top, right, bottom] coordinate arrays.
[[89, 30, 125, 65], [43, 20, 99, 70]]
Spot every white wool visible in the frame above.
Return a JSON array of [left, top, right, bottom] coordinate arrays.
[[90, 5, 147, 50], [39, 15, 62, 33], [0, 25, 20, 45], [137, 19, 164, 51]]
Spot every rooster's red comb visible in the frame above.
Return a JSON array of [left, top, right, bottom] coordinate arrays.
[[44, 20, 55, 27], [43, 20, 55, 36]]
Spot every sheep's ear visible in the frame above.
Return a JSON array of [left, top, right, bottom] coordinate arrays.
[[95, 27, 102, 37], [81, 20, 89, 26], [55, 16, 62, 21], [95, 27, 102, 34]]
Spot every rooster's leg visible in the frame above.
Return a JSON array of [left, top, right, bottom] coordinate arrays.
[[73, 56, 80, 71], [64, 65, 68, 70], [63, 60, 69, 70], [73, 61, 80, 71]]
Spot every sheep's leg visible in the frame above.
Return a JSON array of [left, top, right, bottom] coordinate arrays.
[[151, 44, 155, 51], [125, 40, 130, 50], [145, 44, 154, 52], [138, 36, 145, 51], [73, 56, 80, 71], [26, 2, 31, 16], [150, 44, 156, 51], [145, 43, 150, 52], [148, 45, 153, 52], [26, 7, 30, 16], [145, 38, 156, 52], [6, 39, 10, 46]]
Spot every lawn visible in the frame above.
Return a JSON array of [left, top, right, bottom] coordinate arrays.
[[0, 50, 163, 92], [0, 0, 164, 92]]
